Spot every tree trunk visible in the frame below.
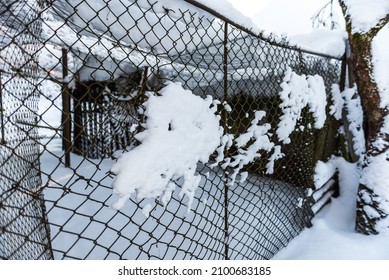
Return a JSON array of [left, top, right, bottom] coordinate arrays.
[[338, 0, 389, 235], [349, 35, 385, 146], [348, 33, 389, 234]]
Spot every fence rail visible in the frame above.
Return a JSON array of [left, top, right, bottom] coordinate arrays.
[[1, 0, 343, 260]]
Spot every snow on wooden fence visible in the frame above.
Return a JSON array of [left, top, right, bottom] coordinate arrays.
[[0, 0, 343, 260]]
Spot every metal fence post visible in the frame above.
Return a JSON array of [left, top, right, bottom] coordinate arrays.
[[223, 21, 229, 260], [61, 48, 71, 167]]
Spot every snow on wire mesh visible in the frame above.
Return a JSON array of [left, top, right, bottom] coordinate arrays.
[[111, 82, 223, 212], [110, 68, 329, 213], [276, 68, 327, 144]]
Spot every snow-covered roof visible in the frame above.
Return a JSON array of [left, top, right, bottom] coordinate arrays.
[[49, 0, 220, 55], [38, 0, 345, 83]]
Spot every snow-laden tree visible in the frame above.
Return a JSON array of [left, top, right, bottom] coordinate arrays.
[[338, 0, 389, 234]]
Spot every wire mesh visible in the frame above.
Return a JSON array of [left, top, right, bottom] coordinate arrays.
[[0, 0, 52, 260], [1, 0, 342, 260]]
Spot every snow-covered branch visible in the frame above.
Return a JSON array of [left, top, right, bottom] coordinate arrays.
[[339, 0, 389, 35], [369, 13, 389, 38]]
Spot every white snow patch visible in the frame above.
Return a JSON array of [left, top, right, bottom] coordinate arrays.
[[194, 0, 261, 33], [330, 84, 365, 157], [51, 0, 263, 56], [372, 26, 389, 109], [344, 0, 389, 34], [342, 86, 365, 157], [307, 74, 327, 129], [276, 68, 327, 144], [273, 158, 379, 260], [159, 182, 176, 208], [211, 133, 233, 168], [314, 160, 337, 190], [363, 205, 381, 219], [61, 0, 215, 54], [239, 172, 248, 183], [266, 145, 284, 175], [313, 156, 360, 208], [111, 82, 223, 211], [290, 29, 346, 58], [330, 84, 344, 121], [228, 110, 273, 184], [361, 151, 389, 202], [142, 204, 153, 218], [296, 197, 304, 208], [252, 0, 335, 36]]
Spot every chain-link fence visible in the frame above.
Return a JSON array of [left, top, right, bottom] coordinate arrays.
[[1, 0, 343, 260]]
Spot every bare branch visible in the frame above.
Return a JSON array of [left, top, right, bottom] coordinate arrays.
[[311, 1, 331, 26], [311, 0, 338, 30]]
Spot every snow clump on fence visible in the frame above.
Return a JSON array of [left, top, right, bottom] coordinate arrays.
[[110, 82, 223, 212]]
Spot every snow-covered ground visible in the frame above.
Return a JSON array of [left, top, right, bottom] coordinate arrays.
[[40, 136, 309, 260], [35, 77, 315, 260], [273, 158, 389, 259]]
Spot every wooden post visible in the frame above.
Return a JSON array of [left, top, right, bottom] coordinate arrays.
[[340, 45, 359, 163], [61, 48, 71, 167], [72, 77, 83, 156], [135, 67, 149, 136]]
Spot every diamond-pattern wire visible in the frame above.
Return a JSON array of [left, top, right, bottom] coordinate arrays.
[[0, 0, 342, 260], [0, 0, 52, 260]]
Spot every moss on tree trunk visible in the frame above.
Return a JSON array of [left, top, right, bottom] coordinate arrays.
[[349, 34, 386, 148]]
